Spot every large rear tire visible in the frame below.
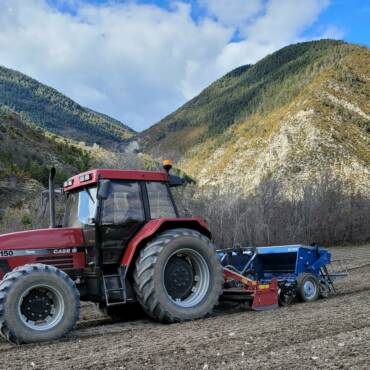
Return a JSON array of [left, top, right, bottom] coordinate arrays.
[[0, 264, 80, 344], [133, 228, 223, 323]]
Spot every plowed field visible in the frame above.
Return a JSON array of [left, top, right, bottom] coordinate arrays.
[[2, 245, 370, 370]]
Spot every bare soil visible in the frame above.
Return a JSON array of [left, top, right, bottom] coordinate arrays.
[[2, 245, 370, 370]]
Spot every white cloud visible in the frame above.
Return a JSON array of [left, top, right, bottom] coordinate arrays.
[[0, 0, 336, 131], [246, 0, 330, 43], [200, 0, 264, 27], [215, 0, 332, 71]]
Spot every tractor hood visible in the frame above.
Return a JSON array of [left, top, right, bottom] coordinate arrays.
[[0, 227, 85, 251]]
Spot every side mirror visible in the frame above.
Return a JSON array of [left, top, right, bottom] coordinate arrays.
[[97, 180, 111, 200], [169, 175, 185, 187]]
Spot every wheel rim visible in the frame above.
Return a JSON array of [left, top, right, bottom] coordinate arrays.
[[18, 284, 64, 331], [303, 279, 317, 300], [163, 248, 210, 308]]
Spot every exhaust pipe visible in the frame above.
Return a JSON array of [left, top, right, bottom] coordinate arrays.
[[49, 167, 56, 228]]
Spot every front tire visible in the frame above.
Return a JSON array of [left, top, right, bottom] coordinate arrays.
[[0, 264, 80, 344], [133, 228, 223, 323]]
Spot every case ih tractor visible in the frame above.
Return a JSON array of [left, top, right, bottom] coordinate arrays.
[[0, 162, 223, 344]]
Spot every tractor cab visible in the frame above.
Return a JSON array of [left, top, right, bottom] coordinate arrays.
[[62, 168, 180, 267]]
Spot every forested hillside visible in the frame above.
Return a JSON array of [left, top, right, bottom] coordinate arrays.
[[0, 107, 89, 230], [0, 107, 150, 233], [0, 66, 134, 146], [139, 40, 370, 196]]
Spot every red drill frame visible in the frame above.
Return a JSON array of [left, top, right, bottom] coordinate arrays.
[[223, 267, 279, 311]]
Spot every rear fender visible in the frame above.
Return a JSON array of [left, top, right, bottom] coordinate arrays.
[[121, 218, 211, 270]]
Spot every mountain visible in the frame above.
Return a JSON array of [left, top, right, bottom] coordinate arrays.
[[0, 66, 135, 146], [0, 106, 89, 230], [139, 40, 370, 194]]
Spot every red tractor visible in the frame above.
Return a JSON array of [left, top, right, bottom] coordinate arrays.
[[0, 162, 223, 343]]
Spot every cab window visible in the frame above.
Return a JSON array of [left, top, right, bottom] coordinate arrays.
[[146, 182, 176, 219], [64, 187, 97, 227], [101, 181, 144, 224]]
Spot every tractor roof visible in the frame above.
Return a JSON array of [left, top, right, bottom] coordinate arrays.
[[63, 169, 169, 192]]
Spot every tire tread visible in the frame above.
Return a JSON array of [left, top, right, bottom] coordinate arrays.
[[133, 228, 222, 323], [0, 263, 80, 344]]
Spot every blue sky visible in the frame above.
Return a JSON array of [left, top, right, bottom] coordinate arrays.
[[1, 0, 369, 132], [48, 0, 370, 46], [303, 0, 370, 46]]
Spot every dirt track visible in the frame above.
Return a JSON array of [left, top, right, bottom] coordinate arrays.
[[2, 245, 370, 370]]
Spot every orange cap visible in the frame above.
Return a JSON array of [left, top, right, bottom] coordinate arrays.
[[163, 159, 173, 167]]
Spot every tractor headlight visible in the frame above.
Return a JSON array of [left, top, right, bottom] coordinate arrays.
[[79, 174, 92, 182], [63, 179, 74, 187]]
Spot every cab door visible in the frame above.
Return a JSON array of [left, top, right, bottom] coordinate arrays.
[[98, 181, 145, 265]]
